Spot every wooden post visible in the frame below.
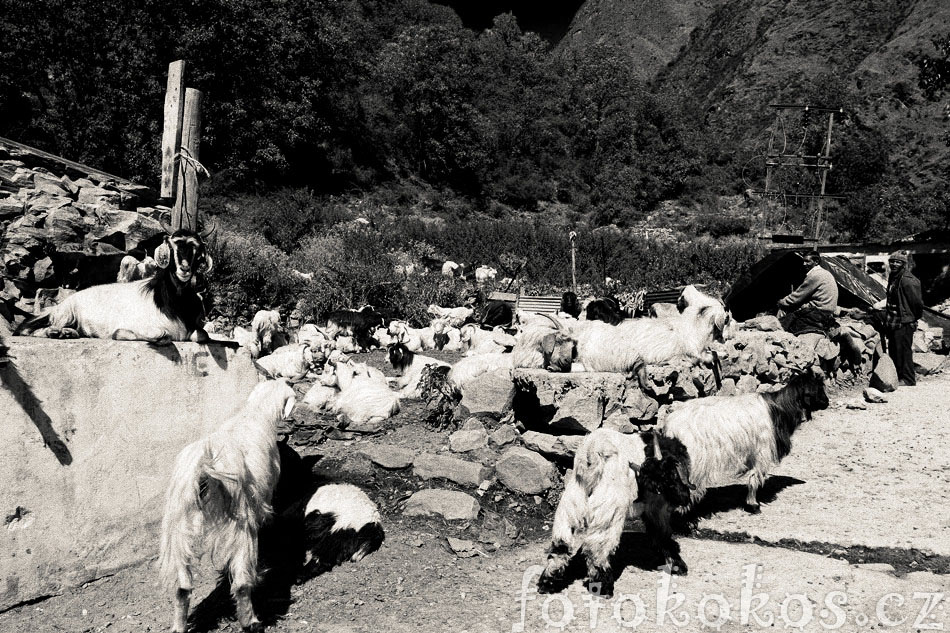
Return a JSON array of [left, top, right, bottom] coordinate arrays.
[[814, 111, 835, 240], [160, 61, 186, 202], [173, 88, 203, 232], [569, 230, 577, 291]]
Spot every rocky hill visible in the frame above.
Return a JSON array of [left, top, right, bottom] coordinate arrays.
[[561, 0, 950, 193]]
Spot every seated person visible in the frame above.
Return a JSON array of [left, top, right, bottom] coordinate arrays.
[[777, 251, 839, 335]]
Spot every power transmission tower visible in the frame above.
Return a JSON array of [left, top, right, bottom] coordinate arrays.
[[753, 104, 846, 240]]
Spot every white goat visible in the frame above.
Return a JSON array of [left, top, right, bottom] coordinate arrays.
[[475, 265, 497, 285], [296, 323, 329, 348], [255, 344, 316, 380], [16, 229, 212, 343], [158, 380, 296, 633], [332, 360, 400, 427], [251, 309, 285, 356], [387, 320, 434, 352], [427, 304, 473, 328], [510, 322, 575, 371], [432, 320, 464, 351], [117, 255, 159, 282], [441, 260, 460, 277], [538, 428, 694, 596], [446, 351, 513, 393], [460, 323, 512, 356]]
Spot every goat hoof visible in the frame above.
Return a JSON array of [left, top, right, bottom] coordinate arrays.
[[585, 573, 614, 599], [666, 558, 689, 575], [243, 623, 263, 633], [744, 504, 762, 515]]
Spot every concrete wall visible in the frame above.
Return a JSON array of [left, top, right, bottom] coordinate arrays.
[[0, 338, 260, 610]]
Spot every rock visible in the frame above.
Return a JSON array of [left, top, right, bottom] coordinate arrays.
[[32, 258, 54, 284], [862, 387, 888, 404], [358, 444, 414, 469], [404, 489, 480, 521], [855, 562, 895, 573], [0, 198, 24, 219], [495, 447, 556, 494], [344, 417, 386, 433], [869, 348, 899, 392], [449, 424, 489, 452], [735, 374, 759, 394], [815, 338, 840, 361], [413, 453, 492, 487], [520, 431, 582, 458], [740, 315, 783, 331], [32, 173, 72, 197], [459, 368, 514, 416], [77, 186, 121, 207], [446, 537, 479, 558], [717, 377, 737, 396], [489, 424, 519, 447], [845, 399, 867, 410], [914, 353, 947, 376]]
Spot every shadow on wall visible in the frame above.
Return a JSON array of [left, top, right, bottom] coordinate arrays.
[[0, 363, 72, 465]]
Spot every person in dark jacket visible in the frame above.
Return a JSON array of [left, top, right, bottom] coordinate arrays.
[[883, 250, 925, 386]]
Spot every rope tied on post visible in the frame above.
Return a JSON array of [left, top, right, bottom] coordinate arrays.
[[174, 146, 210, 179]]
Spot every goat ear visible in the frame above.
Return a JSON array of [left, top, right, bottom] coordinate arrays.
[[202, 252, 214, 273], [154, 240, 171, 269], [541, 332, 556, 355], [672, 459, 696, 491]]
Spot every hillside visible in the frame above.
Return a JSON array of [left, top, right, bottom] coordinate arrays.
[[561, 0, 950, 196]]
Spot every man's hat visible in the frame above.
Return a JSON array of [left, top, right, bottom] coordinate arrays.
[[888, 250, 909, 264]]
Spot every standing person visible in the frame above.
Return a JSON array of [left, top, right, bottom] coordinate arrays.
[[777, 250, 839, 335], [883, 250, 924, 386]]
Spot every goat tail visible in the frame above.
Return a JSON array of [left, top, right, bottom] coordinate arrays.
[[158, 443, 246, 591]]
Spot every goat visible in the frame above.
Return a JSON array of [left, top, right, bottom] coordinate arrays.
[[585, 297, 627, 325], [475, 265, 498, 285], [251, 309, 286, 356], [432, 320, 463, 351], [296, 323, 329, 349], [446, 351, 512, 394], [427, 304, 473, 328], [332, 359, 400, 427], [117, 255, 159, 283], [441, 260, 460, 277], [510, 321, 575, 372], [387, 342, 450, 398], [658, 369, 829, 514], [388, 319, 437, 352], [460, 323, 512, 356], [324, 306, 384, 349], [537, 428, 694, 597], [480, 300, 514, 328], [560, 291, 581, 319], [158, 380, 296, 633], [255, 344, 317, 381], [299, 483, 385, 578], [16, 229, 213, 344]]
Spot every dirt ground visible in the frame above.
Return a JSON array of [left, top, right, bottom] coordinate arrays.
[[2, 353, 949, 633]]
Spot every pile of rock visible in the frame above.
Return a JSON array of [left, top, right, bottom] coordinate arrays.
[[0, 140, 165, 331]]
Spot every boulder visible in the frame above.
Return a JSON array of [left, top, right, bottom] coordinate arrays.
[[404, 489, 480, 521], [489, 423, 519, 447], [521, 431, 583, 458], [449, 418, 489, 452], [413, 453, 492, 487], [869, 348, 899, 392], [914, 353, 947, 376], [495, 446, 557, 494], [458, 368, 514, 416], [358, 444, 415, 469]]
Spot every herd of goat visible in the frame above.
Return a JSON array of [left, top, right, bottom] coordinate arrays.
[[11, 227, 833, 627]]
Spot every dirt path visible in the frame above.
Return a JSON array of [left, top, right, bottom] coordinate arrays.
[[2, 370, 949, 633]]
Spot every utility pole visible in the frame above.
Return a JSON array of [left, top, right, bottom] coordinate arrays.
[[160, 60, 205, 232], [569, 230, 577, 292], [753, 104, 844, 240]]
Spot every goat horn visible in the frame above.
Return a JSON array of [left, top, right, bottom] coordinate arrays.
[[652, 431, 663, 459], [199, 219, 217, 240], [158, 212, 174, 235], [540, 313, 565, 331]]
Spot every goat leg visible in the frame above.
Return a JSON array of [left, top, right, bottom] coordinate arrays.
[[643, 492, 688, 575], [233, 585, 262, 633], [171, 587, 191, 633]]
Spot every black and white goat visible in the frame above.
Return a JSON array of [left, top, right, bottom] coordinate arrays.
[[537, 428, 694, 597], [584, 297, 628, 325], [158, 380, 296, 633], [299, 483, 385, 578], [16, 229, 213, 344], [659, 368, 829, 514], [324, 306, 385, 350], [388, 342, 450, 398]]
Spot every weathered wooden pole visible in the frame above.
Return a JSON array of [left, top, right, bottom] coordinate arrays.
[[173, 88, 203, 232], [160, 60, 186, 203], [569, 230, 577, 291]]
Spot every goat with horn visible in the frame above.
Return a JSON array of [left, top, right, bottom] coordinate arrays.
[[15, 225, 214, 344]]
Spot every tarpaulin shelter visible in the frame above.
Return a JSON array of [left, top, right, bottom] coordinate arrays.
[[725, 249, 950, 336], [724, 250, 883, 322]]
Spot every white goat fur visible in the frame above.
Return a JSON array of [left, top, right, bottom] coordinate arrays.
[[548, 429, 648, 577], [251, 309, 283, 355], [158, 380, 296, 633], [255, 344, 314, 380], [333, 362, 400, 425], [427, 305, 473, 328], [460, 324, 509, 355], [30, 280, 199, 341], [659, 393, 781, 506], [447, 352, 512, 393]]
